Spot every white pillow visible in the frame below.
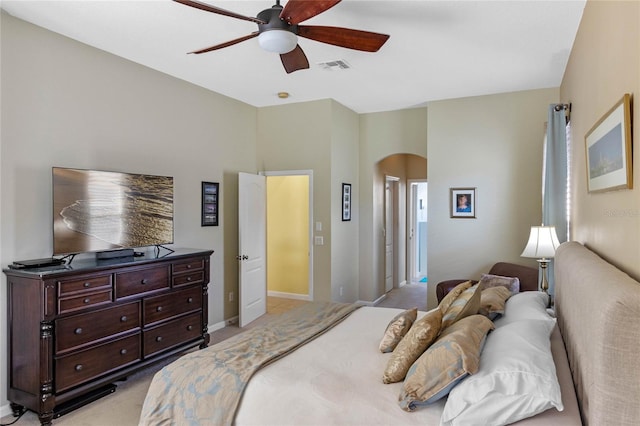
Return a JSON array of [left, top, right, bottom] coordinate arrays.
[[441, 319, 563, 426], [493, 291, 551, 327]]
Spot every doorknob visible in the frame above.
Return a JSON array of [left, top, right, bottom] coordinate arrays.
[[236, 255, 249, 260]]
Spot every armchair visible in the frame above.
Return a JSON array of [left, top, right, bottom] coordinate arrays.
[[435, 262, 539, 303]]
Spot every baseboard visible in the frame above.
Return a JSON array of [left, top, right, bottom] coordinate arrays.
[[0, 403, 13, 419], [267, 290, 311, 301], [208, 317, 236, 334], [398, 280, 408, 288], [357, 293, 386, 307]]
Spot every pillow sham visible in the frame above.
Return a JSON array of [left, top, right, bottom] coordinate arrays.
[[441, 318, 562, 426], [438, 280, 473, 314], [379, 307, 418, 353], [493, 290, 552, 327], [398, 314, 494, 411], [382, 308, 442, 384], [478, 273, 520, 295], [441, 284, 481, 329], [478, 286, 512, 320]]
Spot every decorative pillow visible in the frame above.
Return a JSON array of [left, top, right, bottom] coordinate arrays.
[[398, 315, 495, 411], [441, 319, 562, 425], [493, 291, 552, 328], [379, 307, 418, 353], [441, 284, 481, 329], [478, 286, 512, 320], [382, 308, 442, 384], [478, 273, 520, 295], [438, 280, 473, 314]]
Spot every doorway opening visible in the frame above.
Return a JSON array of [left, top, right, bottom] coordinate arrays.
[[264, 170, 313, 302], [409, 180, 428, 283]]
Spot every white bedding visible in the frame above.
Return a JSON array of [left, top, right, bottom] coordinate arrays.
[[236, 305, 581, 426]]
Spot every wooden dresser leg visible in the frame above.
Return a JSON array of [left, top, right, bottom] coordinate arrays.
[[9, 402, 25, 417]]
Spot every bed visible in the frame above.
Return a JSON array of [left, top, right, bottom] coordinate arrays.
[[139, 241, 640, 425]]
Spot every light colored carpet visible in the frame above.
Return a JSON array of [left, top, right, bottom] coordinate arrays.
[[1, 289, 425, 425]]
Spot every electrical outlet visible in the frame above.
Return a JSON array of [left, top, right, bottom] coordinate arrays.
[[229, 292, 234, 302]]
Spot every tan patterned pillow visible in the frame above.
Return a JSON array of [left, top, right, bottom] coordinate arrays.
[[379, 308, 418, 353], [478, 273, 520, 295], [382, 308, 442, 384], [441, 284, 481, 329], [478, 286, 512, 319], [399, 315, 495, 410], [438, 280, 473, 314]]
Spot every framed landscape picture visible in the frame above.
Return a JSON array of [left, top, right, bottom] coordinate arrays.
[[585, 94, 633, 193]]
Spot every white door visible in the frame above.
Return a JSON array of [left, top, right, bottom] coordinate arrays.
[[384, 178, 396, 292], [238, 172, 267, 327]]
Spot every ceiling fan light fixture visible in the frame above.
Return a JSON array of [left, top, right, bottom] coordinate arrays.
[[258, 30, 297, 54]]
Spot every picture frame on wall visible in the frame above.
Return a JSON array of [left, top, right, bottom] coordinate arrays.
[[342, 183, 351, 221], [585, 93, 633, 193], [201, 181, 219, 226], [450, 187, 476, 218]]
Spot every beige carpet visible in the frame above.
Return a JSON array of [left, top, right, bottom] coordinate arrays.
[[1, 288, 425, 425]]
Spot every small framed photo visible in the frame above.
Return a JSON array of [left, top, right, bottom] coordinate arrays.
[[342, 183, 351, 221], [450, 187, 476, 218], [201, 182, 219, 226], [585, 93, 633, 193]]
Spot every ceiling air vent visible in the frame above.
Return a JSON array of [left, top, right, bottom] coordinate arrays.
[[317, 60, 351, 71]]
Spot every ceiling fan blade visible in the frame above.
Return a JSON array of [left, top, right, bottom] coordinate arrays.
[[280, 0, 341, 25], [189, 32, 258, 54], [298, 25, 389, 52], [280, 45, 310, 74], [174, 0, 266, 24]]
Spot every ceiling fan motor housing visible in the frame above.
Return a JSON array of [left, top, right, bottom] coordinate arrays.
[[257, 5, 298, 35]]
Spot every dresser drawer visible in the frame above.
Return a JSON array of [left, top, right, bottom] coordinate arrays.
[[143, 312, 202, 358], [58, 274, 112, 297], [58, 289, 112, 315], [56, 333, 141, 392], [172, 258, 205, 275], [56, 302, 140, 355], [115, 265, 169, 299], [172, 270, 205, 288], [143, 286, 202, 326]]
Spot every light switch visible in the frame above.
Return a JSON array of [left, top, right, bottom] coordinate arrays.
[[314, 236, 324, 245], [315, 222, 322, 231]]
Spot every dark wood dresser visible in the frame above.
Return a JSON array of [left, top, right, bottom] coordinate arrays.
[[3, 248, 213, 425]]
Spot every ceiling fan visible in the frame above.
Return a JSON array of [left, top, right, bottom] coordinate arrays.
[[174, 0, 390, 73]]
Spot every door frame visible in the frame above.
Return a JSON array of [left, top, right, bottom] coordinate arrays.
[[385, 175, 400, 292], [264, 169, 314, 301], [408, 179, 428, 283]]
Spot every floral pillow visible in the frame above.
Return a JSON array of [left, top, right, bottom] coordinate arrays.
[[379, 307, 418, 353]]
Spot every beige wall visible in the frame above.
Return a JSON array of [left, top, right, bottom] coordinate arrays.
[[358, 108, 428, 302], [561, 0, 640, 278], [426, 88, 559, 309]]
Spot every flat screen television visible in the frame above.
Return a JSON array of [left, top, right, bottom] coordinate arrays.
[[52, 167, 174, 256]]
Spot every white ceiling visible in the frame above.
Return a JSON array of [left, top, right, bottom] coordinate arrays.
[[2, 0, 586, 114]]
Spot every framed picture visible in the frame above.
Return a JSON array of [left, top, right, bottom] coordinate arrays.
[[585, 93, 633, 193], [201, 181, 219, 226], [450, 187, 476, 218], [342, 183, 351, 221]]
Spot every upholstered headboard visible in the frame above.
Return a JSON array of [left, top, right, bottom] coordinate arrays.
[[555, 242, 640, 425]]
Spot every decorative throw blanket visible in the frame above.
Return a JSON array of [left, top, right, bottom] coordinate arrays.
[[139, 302, 360, 426]]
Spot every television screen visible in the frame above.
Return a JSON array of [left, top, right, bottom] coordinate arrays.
[[52, 167, 174, 256]]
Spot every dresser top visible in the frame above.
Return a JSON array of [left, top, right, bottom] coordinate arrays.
[[3, 248, 213, 278]]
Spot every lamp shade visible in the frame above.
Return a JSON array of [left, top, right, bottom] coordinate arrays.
[[521, 226, 561, 259], [258, 30, 298, 54]]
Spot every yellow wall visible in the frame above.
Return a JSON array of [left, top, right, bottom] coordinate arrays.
[[266, 175, 309, 295], [561, 0, 640, 278]]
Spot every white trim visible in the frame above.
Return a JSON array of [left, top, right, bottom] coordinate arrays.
[[0, 404, 12, 419], [357, 293, 387, 307], [267, 290, 312, 301]]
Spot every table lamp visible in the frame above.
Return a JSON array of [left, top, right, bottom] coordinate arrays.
[[520, 225, 561, 295]]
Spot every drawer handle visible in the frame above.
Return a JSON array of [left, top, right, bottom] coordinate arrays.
[[187, 297, 193, 303], [74, 328, 83, 335], [120, 349, 127, 355], [186, 264, 192, 269], [83, 282, 91, 288], [141, 279, 148, 285], [120, 315, 127, 322], [187, 277, 192, 282], [156, 306, 163, 312], [187, 325, 193, 331], [83, 298, 91, 304], [155, 336, 163, 342], [75, 364, 83, 372]]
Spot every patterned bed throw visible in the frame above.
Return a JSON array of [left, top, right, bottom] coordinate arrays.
[[139, 302, 360, 426]]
